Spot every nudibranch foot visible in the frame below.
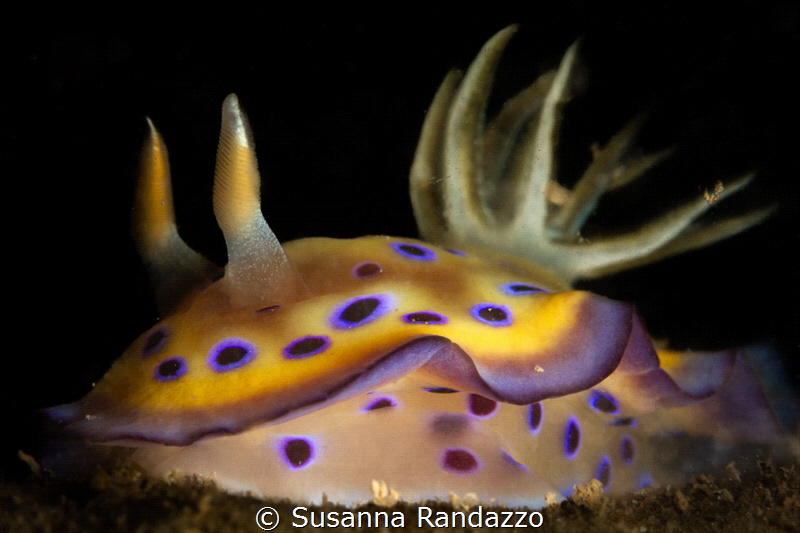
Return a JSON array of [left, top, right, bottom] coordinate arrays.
[[42, 345, 792, 507], [409, 25, 773, 284]]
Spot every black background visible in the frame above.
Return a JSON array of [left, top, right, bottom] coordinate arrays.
[[3, 6, 797, 454]]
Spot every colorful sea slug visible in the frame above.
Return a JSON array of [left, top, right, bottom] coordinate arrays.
[[44, 26, 793, 507]]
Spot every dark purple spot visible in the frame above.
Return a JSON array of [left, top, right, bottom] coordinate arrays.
[[528, 402, 543, 434], [364, 396, 396, 411], [256, 305, 281, 313], [468, 394, 498, 417], [425, 387, 459, 394], [217, 347, 247, 365], [620, 435, 635, 465], [330, 294, 394, 329], [596, 456, 612, 488], [142, 328, 168, 357], [611, 417, 636, 427], [280, 437, 315, 469], [431, 414, 470, 435], [342, 298, 379, 322], [402, 311, 448, 325], [282, 336, 331, 359], [153, 356, 187, 381], [565, 416, 581, 459], [500, 282, 547, 295], [207, 338, 257, 372], [442, 448, 480, 473], [446, 248, 466, 256], [353, 262, 382, 278], [390, 242, 437, 261], [470, 303, 513, 326], [589, 390, 620, 414]]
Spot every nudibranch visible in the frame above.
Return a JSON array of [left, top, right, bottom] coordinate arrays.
[[44, 26, 791, 507]]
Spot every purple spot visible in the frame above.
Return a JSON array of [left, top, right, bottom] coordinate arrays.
[[468, 394, 498, 417], [500, 282, 547, 295], [431, 414, 470, 435], [620, 435, 635, 465], [596, 456, 612, 488], [153, 356, 187, 381], [279, 437, 315, 469], [363, 396, 397, 411], [589, 390, 620, 414], [256, 305, 281, 313], [142, 328, 168, 357], [446, 248, 466, 256], [441, 448, 480, 473], [528, 402, 543, 434], [402, 311, 448, 325], [470, 303, 513, 326], [330, 294, 395, 329], [390, 242, 437, 261], [564, 416, 581, 459], [353, 262, 382, 278], [425, 387, 459, 394], [207, 338, 257, 372], [611, 417, 637, 427], [282, 336, 331, 359]]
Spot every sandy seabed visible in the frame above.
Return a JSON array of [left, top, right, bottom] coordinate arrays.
[[1, 455, 797, 533]]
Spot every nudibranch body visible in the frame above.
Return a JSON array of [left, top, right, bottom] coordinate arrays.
[[44, 27, 792, 507]]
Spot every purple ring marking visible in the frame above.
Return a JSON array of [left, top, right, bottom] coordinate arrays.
[[425, 387, 459, 394], [470, 303, 513, 326], [500, 282, 548, 295], [588, 390, 620, 414], [282, 336, 331, 359], [363, 396, 398, 412], [330, 294, 395, 329], [277, 437, 316, 470], [153, 356, 187, 382], [528, 402, 544, 435], [390, 242, 437, 261], [564, 416, 581, 459], [596, 455, 612, 489], [402, 311, 448, 325], [142, 327, 169, 357], [207, 338, 258, 372]]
